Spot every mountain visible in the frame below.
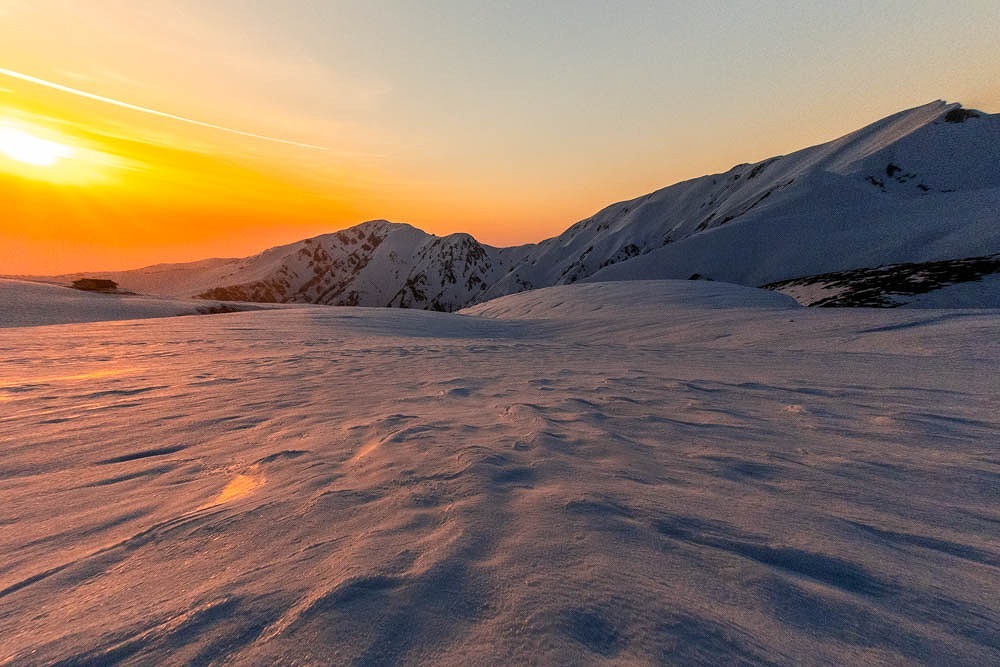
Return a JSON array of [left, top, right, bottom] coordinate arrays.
[[43, 221, 530, 312], [189, 221, 528, 312], [32, 100, 1000, 309], [488, 100, 999, 298]]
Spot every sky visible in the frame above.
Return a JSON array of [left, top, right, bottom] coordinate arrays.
[[1, 0, 997, 274]]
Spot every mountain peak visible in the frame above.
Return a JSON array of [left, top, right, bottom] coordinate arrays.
[[317, 219, 419, 238], [942, 106, 982, 123]]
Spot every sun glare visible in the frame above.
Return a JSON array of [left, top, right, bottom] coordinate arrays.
[[0, 116, 122, 185], [0, 125, 74, 166]]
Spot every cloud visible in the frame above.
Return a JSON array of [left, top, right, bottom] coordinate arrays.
[[0, 67, 328, 151], [0, 1, 396, 158]]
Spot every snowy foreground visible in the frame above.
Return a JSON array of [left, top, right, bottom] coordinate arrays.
[[1, 280, 998, 665]]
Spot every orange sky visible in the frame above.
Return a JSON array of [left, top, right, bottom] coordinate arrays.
[[0, 70, 608, 274], [1, 1, 997, 275], [0, 73, 381, 274]]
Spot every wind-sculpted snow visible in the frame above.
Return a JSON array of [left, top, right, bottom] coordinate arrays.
[[1, 280, 997, 664]]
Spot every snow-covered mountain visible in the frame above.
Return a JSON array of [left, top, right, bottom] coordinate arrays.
[[45, 221, 529, 312], [34, 100, 1000, 309], [189, 221, 527, 312], [489, 100, 999, 298]]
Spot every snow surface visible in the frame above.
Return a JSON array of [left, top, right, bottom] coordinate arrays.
[[902, 274, 1000, 308], [1, 279, 997, 664], [0, 279, 297, 328]]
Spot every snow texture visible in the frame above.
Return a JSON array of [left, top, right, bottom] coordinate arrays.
[[1, 279, 997, 664]]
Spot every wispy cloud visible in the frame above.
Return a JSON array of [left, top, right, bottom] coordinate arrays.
[[0, 67, 328, 151]]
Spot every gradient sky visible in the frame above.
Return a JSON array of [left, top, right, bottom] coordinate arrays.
[[1, 0, 997, 274]]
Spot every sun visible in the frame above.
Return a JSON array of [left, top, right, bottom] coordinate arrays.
[[0, 125, 74, 167], [0, 117, 122, 185]]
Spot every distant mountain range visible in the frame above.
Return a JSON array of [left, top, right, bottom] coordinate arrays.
[[31, 101, 1000, 309]]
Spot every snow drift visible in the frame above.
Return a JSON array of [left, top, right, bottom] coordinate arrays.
[[1, 279, 997, 664]]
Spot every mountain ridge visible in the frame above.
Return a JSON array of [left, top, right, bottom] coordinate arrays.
[[24, 100, 1000, 309]]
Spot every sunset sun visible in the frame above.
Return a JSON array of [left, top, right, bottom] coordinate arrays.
[[0, 124, 74, 167]]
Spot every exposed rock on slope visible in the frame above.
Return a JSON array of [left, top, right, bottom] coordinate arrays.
[[172, 221, 524, 312], [764, 254, 1000, 308]]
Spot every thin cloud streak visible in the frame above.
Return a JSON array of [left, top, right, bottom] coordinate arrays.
[[0, 66, 328, 151]]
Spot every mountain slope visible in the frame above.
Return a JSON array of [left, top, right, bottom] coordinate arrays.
[[29, 100, 1000, 309], [485, 100, 1000, 296], [0, 279, 285, 327], [763, 254, 1000, 308], [49, 221, 528, 312]]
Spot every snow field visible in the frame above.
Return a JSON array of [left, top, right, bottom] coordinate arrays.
[[0, 280, 997, 664]]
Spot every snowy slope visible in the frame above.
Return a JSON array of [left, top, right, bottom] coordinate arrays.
[[0, 279, 295, 327], [1, 280, 997, 664], [764, 254, 1000, 307], [489, 101, 1000, 295], [36, 256, 252, 302]]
